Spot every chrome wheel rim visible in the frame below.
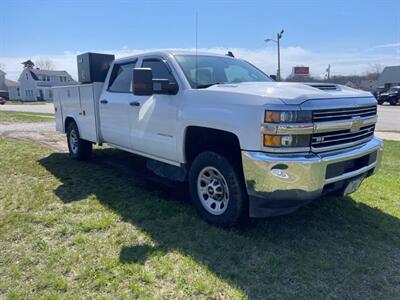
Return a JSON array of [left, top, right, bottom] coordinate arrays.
[[69, 129, 79, 154], [197, 166, 229, 215]]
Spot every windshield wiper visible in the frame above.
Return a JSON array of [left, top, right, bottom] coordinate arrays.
[[196, 82, 225, 89]]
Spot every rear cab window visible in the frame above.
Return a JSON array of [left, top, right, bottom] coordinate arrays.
[[108, 60, 137, 93]]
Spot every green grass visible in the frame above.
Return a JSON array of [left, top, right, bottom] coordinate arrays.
[[4, 100, 48, 105], [0, 138, 399, 299], [0, 111, 54, 123]]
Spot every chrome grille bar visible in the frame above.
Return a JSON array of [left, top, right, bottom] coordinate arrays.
[[311, 104, 377, 152]]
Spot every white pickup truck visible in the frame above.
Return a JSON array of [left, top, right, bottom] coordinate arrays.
[[53, 51, 383, 226]]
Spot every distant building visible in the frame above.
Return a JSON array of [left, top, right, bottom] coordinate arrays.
[[378, 66, 400, 90], [0, 70, 20, 99], [7, 79, 20, 100], [18, 68, 76, 101], [0, 70, 7, 98]]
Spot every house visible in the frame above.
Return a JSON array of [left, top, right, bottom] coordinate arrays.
[[378, 66, 400, 90], [7, 79, 20, 100], [0, 70, 7, 98], [0, 70, 20, 99], [18, 68, 76, 101]]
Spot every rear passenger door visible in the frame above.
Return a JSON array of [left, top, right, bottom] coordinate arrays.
[[99, 60, 137, 148]]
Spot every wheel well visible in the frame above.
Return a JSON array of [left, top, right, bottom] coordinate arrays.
[[184, 126, 243, 169], [64, 117, 76, 133]]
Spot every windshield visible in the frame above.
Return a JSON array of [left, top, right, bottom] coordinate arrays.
[[389, 87, 400, 93], [175, 55, 272, 88]]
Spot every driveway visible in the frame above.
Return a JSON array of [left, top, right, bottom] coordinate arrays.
[[376, 105, 400, 131], [0, 103, 55, 114]]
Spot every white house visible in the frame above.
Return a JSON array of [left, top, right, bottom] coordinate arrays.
[[0, 70, 20, 99], [7, 80, 20, 100], [18, 68, 76, 101]]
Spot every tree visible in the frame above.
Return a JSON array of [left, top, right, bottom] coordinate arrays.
[[21, 60, 35, 69], [365, 63, 383, 80], [35, 58, 55, 70], [0, 62, 5, 70]]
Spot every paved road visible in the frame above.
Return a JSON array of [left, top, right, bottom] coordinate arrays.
[[1, 102, 399, 131], [376, 105, 400, 131], [0, 103, 55, 114]]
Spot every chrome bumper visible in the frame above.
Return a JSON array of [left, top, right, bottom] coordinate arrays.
[[242, 137, 384, 217]]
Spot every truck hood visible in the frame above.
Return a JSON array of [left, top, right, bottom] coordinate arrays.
[[205, 82, 373, 105]]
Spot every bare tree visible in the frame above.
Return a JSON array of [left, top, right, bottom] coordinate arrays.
[[0, 62, 5, 70], [35, 58, 55, 70], [365, 63, 383, 79]]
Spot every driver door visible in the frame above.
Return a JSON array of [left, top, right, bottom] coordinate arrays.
[[130, 57, 180, 162]]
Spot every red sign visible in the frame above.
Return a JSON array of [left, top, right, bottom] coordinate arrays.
[[293, 66, 309, 76]]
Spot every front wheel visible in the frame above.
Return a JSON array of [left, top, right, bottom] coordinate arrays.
[[67, 122, 92, 160], [188, 151, 248, 227]]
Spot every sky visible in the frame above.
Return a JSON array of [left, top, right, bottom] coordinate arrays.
[[1, 0, 399, 80]]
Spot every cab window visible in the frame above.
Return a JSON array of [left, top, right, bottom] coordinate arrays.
[[108, 60, 137, 93], [141, 59, 176, 83]]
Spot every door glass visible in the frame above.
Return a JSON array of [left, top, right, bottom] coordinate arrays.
[[108, 61, 136, 92], [142, 59, 176, 83]]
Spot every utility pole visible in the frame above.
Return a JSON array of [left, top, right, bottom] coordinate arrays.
[[326, 64, 331, 80], [265, 29, 284, 81]]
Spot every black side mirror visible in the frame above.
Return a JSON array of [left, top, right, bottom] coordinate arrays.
[[133, 68, 153, 96], [269, 74, 277, 81]]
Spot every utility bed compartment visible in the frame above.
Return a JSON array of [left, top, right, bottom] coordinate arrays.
[[53, 83, 103, 143]]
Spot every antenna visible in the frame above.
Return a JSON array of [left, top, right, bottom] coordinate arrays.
[[195, 11, 198, 88]]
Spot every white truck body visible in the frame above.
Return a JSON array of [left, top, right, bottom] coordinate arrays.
[[53, 51, 383, 226]]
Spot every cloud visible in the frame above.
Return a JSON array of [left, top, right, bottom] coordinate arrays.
[[374, 43, 400, 49], [1, 46, 399, 81]]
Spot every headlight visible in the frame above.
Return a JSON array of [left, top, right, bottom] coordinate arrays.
[[264, 110, 312, 123], [263, 134, 310, 147]]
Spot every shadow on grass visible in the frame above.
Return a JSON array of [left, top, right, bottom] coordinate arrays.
[[39, 149, 400, 298]]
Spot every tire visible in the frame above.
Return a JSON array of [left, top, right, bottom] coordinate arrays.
[[377, 100, 384, 105], [188, 151, 248, 227], [66, 121, 92, 160], [389, 99, 397, 106]]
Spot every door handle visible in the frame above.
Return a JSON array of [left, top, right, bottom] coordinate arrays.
[[100, 100, 108, 104], [129, 101, 140, 107]]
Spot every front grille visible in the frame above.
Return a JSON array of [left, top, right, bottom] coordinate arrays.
[[311, 105, 377, 152], [312, 124, 375, 150], [313, 105, 377, 122]]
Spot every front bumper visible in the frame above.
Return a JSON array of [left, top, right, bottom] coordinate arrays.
[[242, 137, 384, 218]]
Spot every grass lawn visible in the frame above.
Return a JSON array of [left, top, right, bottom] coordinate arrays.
[[0, 138, 399, 299], [4, 100, 48, 105], [0, 111, 55, 123]]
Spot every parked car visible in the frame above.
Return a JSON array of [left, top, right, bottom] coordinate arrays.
[[0, 96, 6, 105], [377, 86, 400, 105], [53, 51, 383, 227]]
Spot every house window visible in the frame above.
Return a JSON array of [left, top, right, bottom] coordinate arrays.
[[17, 88, 20, 97], [26, 73, 29, 80]]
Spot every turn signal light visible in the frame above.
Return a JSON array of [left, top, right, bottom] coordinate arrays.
[[263, 134, 311, 148]]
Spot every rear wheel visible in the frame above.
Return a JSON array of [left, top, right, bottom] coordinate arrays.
[[188, 151, 247, 227], [67, 122, 92, 160], [389, 98, 398, 106]]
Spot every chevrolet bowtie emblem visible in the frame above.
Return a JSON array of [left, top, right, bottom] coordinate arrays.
[[350, 116, 363, 133]]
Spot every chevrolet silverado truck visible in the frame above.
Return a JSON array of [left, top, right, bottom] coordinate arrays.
[[53, 51, 383, 227]]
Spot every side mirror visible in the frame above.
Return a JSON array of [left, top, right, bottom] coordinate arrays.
[[133, 68, 153, 96], [269, 74, 277, 81]]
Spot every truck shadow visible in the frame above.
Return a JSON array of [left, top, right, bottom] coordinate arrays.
[[38, 149, 400, 298]]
